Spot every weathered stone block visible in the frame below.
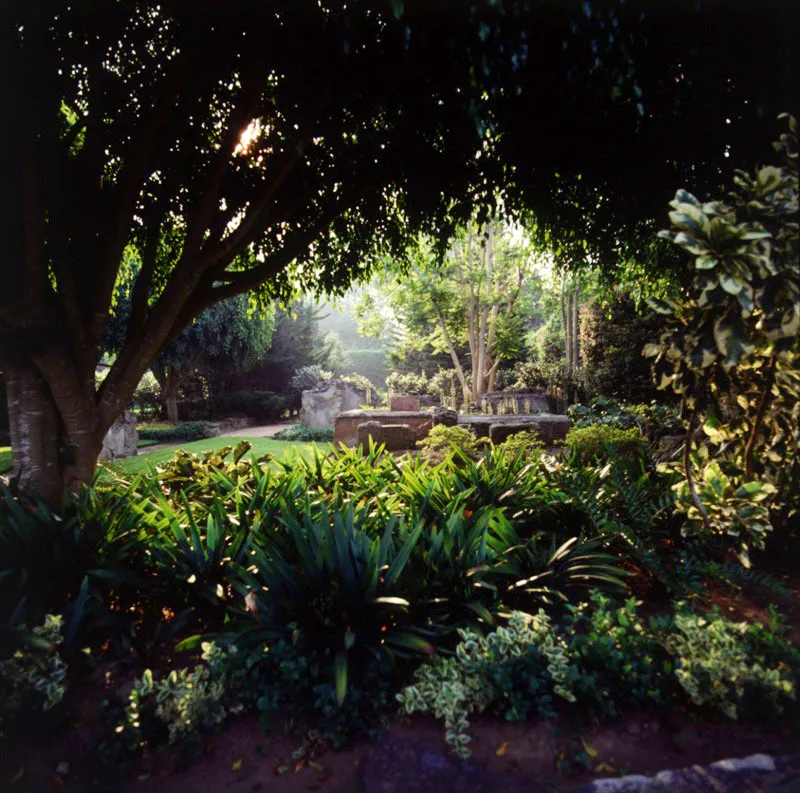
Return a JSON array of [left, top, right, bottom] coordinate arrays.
[[99, 410, 138, 461], [334, 410, 433, 447], [432, 407, 458, 427], [459, 413, 571, 443], [301, 383, 366, 429], [389, 394, 421, 411], [357, 422, 423, 452], [489, 421, 536, 445]]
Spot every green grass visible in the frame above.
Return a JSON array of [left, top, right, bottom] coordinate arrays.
[[0, 447, 11, 475], [137, 438, 160, 449], [107, 436, 320, 476]]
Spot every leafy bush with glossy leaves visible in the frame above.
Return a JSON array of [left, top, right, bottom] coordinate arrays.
[[0, 614, 68, 735], [496, 429, 545, 461], [645, 116, 799, 553], [385, 370, 429, 394]]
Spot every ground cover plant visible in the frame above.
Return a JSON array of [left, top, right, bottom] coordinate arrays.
[[2, 425, 798, 778]]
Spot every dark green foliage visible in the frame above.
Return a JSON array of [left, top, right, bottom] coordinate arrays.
[[567, 397, 682, 440], [287, 365, 334, 402], [209, 390, 286, 421], [137, 421, 217, 443], [273, 424, 334, 442], [579, 293, 665, 403], [561, 594, 674, 717], [3, 430, 795, 754]]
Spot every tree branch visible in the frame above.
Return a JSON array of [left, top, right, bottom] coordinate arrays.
[[90, 49, 193, 345], [744, 354, 776, 480], [182, 62, 266, 259]]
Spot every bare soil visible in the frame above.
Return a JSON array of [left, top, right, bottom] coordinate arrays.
[[5, 707, 799, 793], [5, 572, 799, 792]]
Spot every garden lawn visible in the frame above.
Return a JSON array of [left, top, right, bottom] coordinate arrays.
[[108, 436, 319, 476], [0, 447, 11, 475]]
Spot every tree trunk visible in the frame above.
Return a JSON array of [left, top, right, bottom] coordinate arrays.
[[5, 362, 104, 502], [572, 277, 580, 389], [165, 366, 180, 423], [561, 276, 572, 402]]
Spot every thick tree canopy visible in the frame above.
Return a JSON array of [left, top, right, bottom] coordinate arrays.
[[1, 0, 797, 496]]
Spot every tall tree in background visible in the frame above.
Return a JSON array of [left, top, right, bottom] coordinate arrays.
[[150, 298, 274, 422], [230, 301, 335, 395], [2, 0, 796, 497], [358, 223, 533, 402]]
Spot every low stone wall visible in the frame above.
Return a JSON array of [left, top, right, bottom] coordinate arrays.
[[459, 413, 571, 443], [335, 410, 434, 447], [208, 416, 255, 435], [389, 394, 421, 412], [479, 391, 549, 414], [99, 411, 138, 460]]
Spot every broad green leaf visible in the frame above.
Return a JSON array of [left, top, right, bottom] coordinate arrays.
[[713, 309, 754, 366]]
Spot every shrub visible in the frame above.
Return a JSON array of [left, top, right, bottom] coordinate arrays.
[[0, 614, 68, 734], [511, 360, 560, 391], [644, 117, 800, 551], [497, 430, 544, 460], [385, 370, 428, 394], [567, 397, 681, 440], [132, 371, 161, 419], [564, 424, 646, 462], [427, 368, 462, 399], [398, 612, 575, 757], [417, 425, 482, 464], [400, 597, 800, 757], [289, 365, 333, 397], [137, 421, 217, 442], [209, 390, 285, 421], [113, 642, 239, 752], [667, 605, 799, 720], [339, 373, 376, 402], [273, 423, 334, 442]]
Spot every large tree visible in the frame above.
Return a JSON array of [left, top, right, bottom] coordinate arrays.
[[2, 0, 797, 498]]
